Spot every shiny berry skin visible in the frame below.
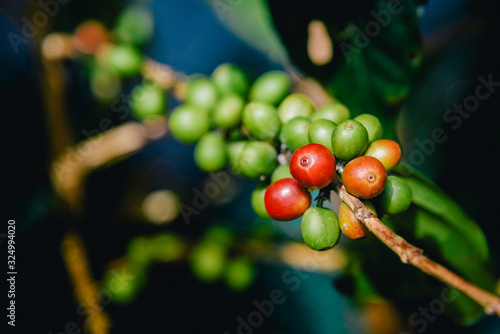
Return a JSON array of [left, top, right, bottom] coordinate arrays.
[[342, 156, 387, 199], [264, 178, 311, 221], [290, 143, 336, 189], [249, 71, 291, 105], [301, 207, 340, 251], [331, 120, 369, 161], [354, 114, 383, 144], [364, 139, 402, 171], [251, 182, 272, 220], [339, 201, 376, 240], [311, 102, 350, 124], [279, 117, 311, 152], [379, 176, 412, 215], [277, 93, 315, 124]]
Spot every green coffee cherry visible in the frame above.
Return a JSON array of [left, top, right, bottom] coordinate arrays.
[[211, 63, 249, 95], [354, 114, 383, 143], [104, 44, 143, 77], [212, 93, 245, 129], [301, 207, 341, 251], [242, 101, 281, 140], [251, 182, 272, 219], [227, 141, 246, 173], [205, 225, 234, 246], [150, 233, 185, 262], [113, 7, 153, 46], [331, 120, 369, 161], [194, 132, 227, 172], [380, 176, 412, 215], [189, 241, 227, 283], [311, 102, 350, 124], [308, 119, 336, 152], [238, 141, 277, 178], [127, 236, 153, 268], [130, 82, 166, 121], [102, 262, 146, 305], [280, 117, 311, 152], [277, 93, 315, 124], [224, 257, 255, 292], [90, 65, 121, 102], [249, 71, 291, 105], [186, 77, 219, 109], [168, 104, 210, 143], [270, 164, 292, 183]]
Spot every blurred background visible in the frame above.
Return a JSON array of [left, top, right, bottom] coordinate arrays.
[[2, 0, 500, 333]]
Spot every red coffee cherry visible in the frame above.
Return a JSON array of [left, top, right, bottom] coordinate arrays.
[[342, 156, 387, 199], [290, 143, 336, 189], [339, 202, 376, 240], [364, 139, 402, 171], [264, 178, 312, 221]]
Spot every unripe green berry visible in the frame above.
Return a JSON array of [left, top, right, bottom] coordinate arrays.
[[242, 101, 281, 140], [379, 176, 412, 215], [113, 7, 153, 46], [212, 93, 245, 129], [311, 102, 350, 124], [224, 257, 255, 292], [277, 93, 315, 124], [227, 141, 246, 173], [308, 119, 336, 152], [238, 141, 277, 178], [168, 104, 210, 144], [251, 182, 272, 219], [186, 77, 219, 109], [280, 117, 311, 152], [104, 44, 143, 77], [189, 241, 227, 283], [301, 207, 341, 251], [194, 132, 227, 172], [354, 114, 383, 144], [331, 120, 369, 161], [270, 164, 292, 183], [130, 82, 166, 121], [211, 63, 249, 95], [249, 71, 291, 105], [150, 233, 185, 262]]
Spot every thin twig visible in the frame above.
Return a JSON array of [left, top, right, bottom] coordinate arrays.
[[337, 185, 500, 317]]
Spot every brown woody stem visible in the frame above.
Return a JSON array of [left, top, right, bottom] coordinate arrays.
[[337, 185, 500, 317]]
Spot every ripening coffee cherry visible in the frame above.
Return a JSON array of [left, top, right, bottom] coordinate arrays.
[[130, 82, 166, 121], [194, 132, 227, 172], [224, 257, 255, 292], [331, 120, 369, 161], [354, 114, 383, 143], [342, 156, 387, 199], [264, 178, 311, 221], [73, 20, 109, 54], [249, 71, 291, 105], [308, 119, 336, 152], [189, 241, 227, 283], [211, 63, 249, 95], [186, 77, 219, 109], [311, 101, 350, 124], [212, 93, 245, 129], [104, 44, 143, 77], [251, 182, 272, 219], [270, 164, 292, 183], [277, 93, 315, 124], [301, 207, 341, 251], [280, 117, 311, 152], [227, 141, 246, 173], [168, 104, 210, 143], [379, 176, 412, 215], [242, 101, 281, 140], [364, 139, 402, 171], [238, 141, 277, 178], [113, 7, 153, 46], [339, 202, 376, 240], [290, 143, 336, 189]]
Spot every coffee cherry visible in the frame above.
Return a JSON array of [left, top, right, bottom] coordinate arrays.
[[194, 132, 227, 172], [224, 257, 255, 292], [211, 63, 249, 95], [301, 207, 340, 251], [113, 7, 153, 46], [204, 225, 234, 246], [331, 120, 369, 161], [104, 44, 143, 77], [130, 82, 166, 121], [227, 141, 246, 173], [249, 71, 291, 105], [308, 119, 336, 152], [190, 241, 227, 283], [270, 164, 292, 183], [364, 139, 402, 171], [342, 156, 387, 199], [264, 178, 311, 221], [102, 261, 146, 305], [277, 93, 315, 124], [212, 93, 245, 129], [238, 141, 277, 178], [290, 143, 336, 189], [186, 77, 219, 109], [168, 104, 210, 143], [150, 233, 185, 262], [379, 176, 412, 215], [280, 117, 311, 152], [311, 101, 350, 124], [127, 236, 153, 268], [73, 20, 109, 54], [242, 101, 281, 140], [90, 65, 121, 102], [251, 182, 272, 219], [339, 202, 376, 240], [354, 114, 383, 144]]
